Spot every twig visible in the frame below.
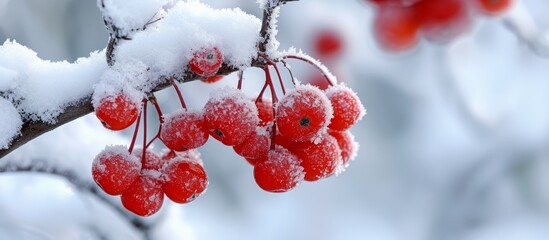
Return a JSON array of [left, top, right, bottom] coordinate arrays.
[[258, 0, 299, 53]]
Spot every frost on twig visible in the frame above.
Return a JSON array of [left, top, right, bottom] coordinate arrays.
[[258, 0, 299, 56]]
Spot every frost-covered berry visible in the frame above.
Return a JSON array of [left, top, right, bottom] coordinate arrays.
[[121, 171, 164, 217], [133, 148, 163, 171], [233, 126, 270, 165], [291, 134, 341, 181], [326, 84, 366, 131], [329, 130, 359, 168], [254, 147, 304, 193], [276, 84, 333, 143], [162, 158, 208, 204], [256, 99, 274, 126], [92, 146, 141, 195], [95, 93, 139, 131], [161, 109, 209, 152], [203, 87, 259, 146], [189, 47, 223, 77]]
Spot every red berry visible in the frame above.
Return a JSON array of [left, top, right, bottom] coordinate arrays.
[[414, 0, 471, 42], [189, 47, 223, 77], [374, 5, 421, 52], [254, 147, 304, 193], [95, 93, 139, 130], [202, 75, 224, 84], [203, 87, 259, 146], [162, 158, 208, 204], [161, 109, 209, 151], [233, 126, 270, 165], [291, 134, 341, 181], [133, 148, 163, 171], [275, 132, 295, 151], [326, 84, 366, 130], [314, 30, 343, 58], [256, 99, 274, 126], [475, 0, 512, 15], [329, 130, 359, 168], [92, 146, 141, 195], [121, 171, 164, 216], [276, 84, 333, 143]]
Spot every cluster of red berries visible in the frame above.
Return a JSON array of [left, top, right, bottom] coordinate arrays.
[[92, 147, 207, 216], [93, 45, 364, 216], [368, 0, 514, 51]]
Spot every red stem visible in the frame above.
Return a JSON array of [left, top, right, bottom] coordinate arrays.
[[128, 99, 146, 154], [256, 81, 269, 103], [170, 77, 187, 110], [283, 55, 335, 86], [141, 100, 148, 166], [280, 59, 297, 86], [271, 64, 286, 95], [264, 66, 279, 150], [145, 94, 164, 149], [237, 70, 244, 90], [258, 53, 287, 94]]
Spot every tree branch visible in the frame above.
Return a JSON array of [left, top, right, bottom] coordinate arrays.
[[0, 0, 301, 159], [258, 0, 299, 53], [0, 63, 249, 159]]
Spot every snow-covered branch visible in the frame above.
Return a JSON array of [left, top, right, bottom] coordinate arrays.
[[0, 0, 298, 159]]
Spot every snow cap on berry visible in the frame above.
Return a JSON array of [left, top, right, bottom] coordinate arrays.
[[276, 83, 333, 144], [92, 145, 142, 195], [92, 61, 151, 108], [93, 145, 142, 174], [161, 109, 209, 151]]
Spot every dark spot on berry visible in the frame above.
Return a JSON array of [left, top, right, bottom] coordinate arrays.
[[187, 193, 199, 202], [207, 53, 214, 60], [212, 129, 224, 138], [299, 117, 310, 127], [100, 120, 111, 129]]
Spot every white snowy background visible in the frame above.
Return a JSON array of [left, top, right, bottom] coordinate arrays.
[[2, 0, 549, 239]]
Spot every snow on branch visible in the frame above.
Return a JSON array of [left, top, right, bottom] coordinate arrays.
[[0, 0, 299, 158], [257, 0, 300, 55]]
